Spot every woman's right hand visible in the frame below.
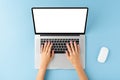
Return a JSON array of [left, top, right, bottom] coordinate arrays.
[[66, 41, 82, 68], [66, 41, 88, 80]]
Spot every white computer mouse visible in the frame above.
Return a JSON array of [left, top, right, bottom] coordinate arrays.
[[97, 47, 109, 63]]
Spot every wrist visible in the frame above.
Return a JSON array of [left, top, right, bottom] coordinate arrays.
[[39, 64, 48, 70], [74, 63, 83, 70]]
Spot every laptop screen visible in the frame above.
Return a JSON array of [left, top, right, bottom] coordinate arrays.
[[32, 8, 88, 33]]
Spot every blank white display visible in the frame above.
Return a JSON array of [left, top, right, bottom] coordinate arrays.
[[33, 8, 87, 33]]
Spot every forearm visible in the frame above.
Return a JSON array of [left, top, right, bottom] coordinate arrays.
[[75, 65, 88, 80], [36, 66, 47, 80]]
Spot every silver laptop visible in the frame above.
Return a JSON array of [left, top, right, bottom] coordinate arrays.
[[31, 7, 88, 69]]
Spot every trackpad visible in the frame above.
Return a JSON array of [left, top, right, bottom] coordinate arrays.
[[48, 54, 73, 69]]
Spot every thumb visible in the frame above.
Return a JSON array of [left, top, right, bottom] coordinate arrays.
[[51, 50, 54, 60], [66, 50, 70, 59]]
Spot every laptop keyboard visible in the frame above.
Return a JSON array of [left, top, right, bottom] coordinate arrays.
[[41, 38, 79, 53]]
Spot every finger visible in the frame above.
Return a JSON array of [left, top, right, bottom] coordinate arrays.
[[43, 42, 47, 51], [77, 45, 80, 54], [40, 45, 43, 53], [45, 41, 51, 53], [66, 50, 70, 59], [66, 43, 72, 55], [70, 41, 75, 54], [51, 50, 54, 60], [74, 41, 78, 54], [47, 43, 52, 54]]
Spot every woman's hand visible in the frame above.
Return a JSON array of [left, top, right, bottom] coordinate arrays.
[[66, 41, 88, 80], [40, 41, 54, 69], [66, 41, 81, 68], [36, 41, 54, 80]]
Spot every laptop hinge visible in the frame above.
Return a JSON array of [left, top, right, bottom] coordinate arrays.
[[37, 33, 82, 36]]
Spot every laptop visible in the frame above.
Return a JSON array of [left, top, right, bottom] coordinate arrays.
[[31, 7, 88, 69]]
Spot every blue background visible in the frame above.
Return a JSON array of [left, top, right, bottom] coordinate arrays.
[[0, 0, 120, 80]]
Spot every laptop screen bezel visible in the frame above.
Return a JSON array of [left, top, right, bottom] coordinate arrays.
[[31, 7, 88, 34]]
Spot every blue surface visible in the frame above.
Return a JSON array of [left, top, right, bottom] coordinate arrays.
[[0, 0, 120, 80]]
